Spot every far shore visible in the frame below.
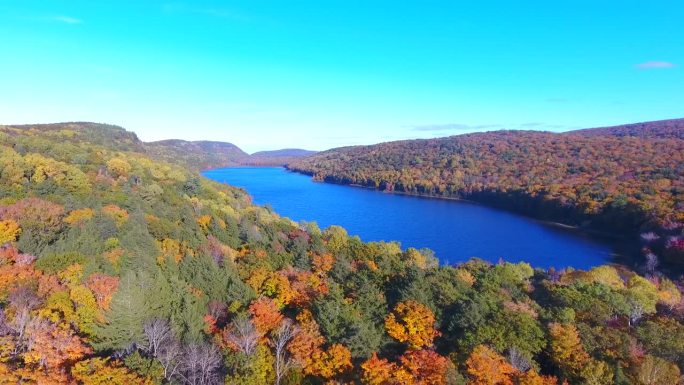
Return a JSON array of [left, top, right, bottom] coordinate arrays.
[[283, 167, 628, 242]]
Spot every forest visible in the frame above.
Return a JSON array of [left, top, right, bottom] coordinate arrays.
[[288, 120, 684, 268], [1, 123, 313, 172], [1, 122, 684, 384]]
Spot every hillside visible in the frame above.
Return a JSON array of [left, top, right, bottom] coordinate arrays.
[[145, 139, 249, 170], [571, 118, 684, 139], [244, 148, 318, 166], [1, 122, 684, 384], [2, 122, 315, 170], [288, 122, 684, 265], [0, 122, 146, 153], [252, 148, 317, 158]]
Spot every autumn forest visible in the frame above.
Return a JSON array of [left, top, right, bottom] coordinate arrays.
[[0, 121, 684, 385], [289, 119, 684, 268]]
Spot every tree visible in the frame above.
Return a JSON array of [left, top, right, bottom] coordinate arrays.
[[361, 353, 397, 385], [69, 284, 101, 337], [656, 278, 682, 309], [22, 317, 92, 372], [85, 273, 119, 311], [399, 349, 450, 385], [249, 297, 284, 335], [141, 318, 174, 358], [548, 323, 590, 379], [223, 314, 261, 356], [1, 198, 64, 252], [310, 343, 352, 379], [64, 208, 95, 227], [272, 319, 299, 385], [71, 357, 153, 385], [178, 343, 222, 385], [153, 336, 184, 382], [385, 300, 439, 349], [102, 204, 130, 227], [579, 360, 613, 385], [107, 158, 132, 178], [514, 370, 559, 385], [287, 309, 325, 374], [465, 345, 515, 385], [360, 350, 450, 385], [224, 344, 275, 384], [95, 271, 169, 351], [636, 318, 684, 363], [631, 355, 681, 385], [626, 275, 659, 325], [0, 219, 20, 244]]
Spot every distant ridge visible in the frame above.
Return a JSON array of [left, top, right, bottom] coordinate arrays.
[[1, 122, 145, 152], [145, 139, 249, 170], [570, 117, 684, 139], [244, 148, 318, 166], [250, 148, 317, 158], [1, 122, 317, 170]]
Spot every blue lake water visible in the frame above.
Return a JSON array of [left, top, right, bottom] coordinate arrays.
[[203, 167, 617, 269]]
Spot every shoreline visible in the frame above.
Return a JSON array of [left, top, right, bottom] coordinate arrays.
[[284, 167, 628, 242], [203, 166, 658, 273]]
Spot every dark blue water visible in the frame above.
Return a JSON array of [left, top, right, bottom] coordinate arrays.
[[203, 167, 616, 269]]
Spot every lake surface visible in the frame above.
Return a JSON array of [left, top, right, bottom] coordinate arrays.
[[203, 167, 617, 269]]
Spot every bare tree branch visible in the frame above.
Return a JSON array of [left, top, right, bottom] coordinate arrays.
[[142, 318, 173, 357], [272, 319, 299, 385], [225, 314, 261, 356], [179, 343, 222, 385]]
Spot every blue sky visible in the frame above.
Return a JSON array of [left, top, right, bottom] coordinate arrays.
[[1, 1, 682, 152]]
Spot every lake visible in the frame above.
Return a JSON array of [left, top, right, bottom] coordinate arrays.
[[203, 167, 618, 269]]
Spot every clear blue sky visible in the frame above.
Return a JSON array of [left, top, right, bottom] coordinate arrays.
[[1, 1, 681, 152]]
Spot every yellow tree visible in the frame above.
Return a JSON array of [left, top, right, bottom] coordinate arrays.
[[0, 220, 20, 244], [106, 158, 132, 178], [64, 208, 95, 227], [385, 300, 439, 349], [311, 344, 353, 380], [71, 357, 153, 385], [514, 370, 559, 385], [548, 323, 590, 379]]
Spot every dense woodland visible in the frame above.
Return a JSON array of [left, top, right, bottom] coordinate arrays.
[[145, 140, 248, 171], [572, 118, 684, 140], [288, 121, 684, 267], [1, 123, 684, 384]]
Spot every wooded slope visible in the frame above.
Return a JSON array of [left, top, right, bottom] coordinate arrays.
[[289, 121, 684, 264]]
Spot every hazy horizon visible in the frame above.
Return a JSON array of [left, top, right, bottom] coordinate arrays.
[[1, 1, 682, 152]]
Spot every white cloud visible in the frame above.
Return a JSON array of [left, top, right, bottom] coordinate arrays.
[[55, 16, 81, 24], [21, 15, 83, 24], [635, 61, 676, 69]]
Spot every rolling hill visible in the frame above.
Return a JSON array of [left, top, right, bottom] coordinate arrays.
[[244, 148, 318, 166], [288, 119, 684, 264], [571, 117, 684, 139], [1, 122, 316, 170], [145, 139, 249, 170]]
